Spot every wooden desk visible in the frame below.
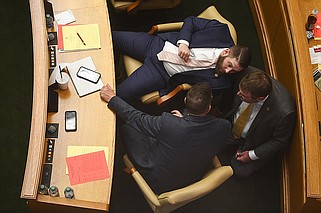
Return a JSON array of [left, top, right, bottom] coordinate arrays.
[[249, 0, 321, 212], [20, 0, 115, 212]]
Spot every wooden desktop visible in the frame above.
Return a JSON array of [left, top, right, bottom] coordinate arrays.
[[249, 0, 321, 212], [20, 0, 115, 212]]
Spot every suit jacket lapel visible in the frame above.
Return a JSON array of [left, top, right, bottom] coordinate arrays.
[[247, 96, 273, 135]]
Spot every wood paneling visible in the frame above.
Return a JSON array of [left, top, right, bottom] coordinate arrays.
[[249, 0, 321, 212]]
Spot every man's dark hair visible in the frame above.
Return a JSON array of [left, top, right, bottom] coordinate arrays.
[[229, 45, 252, 69], [185, 82, 212, 115], [239, 70, 272, 98]]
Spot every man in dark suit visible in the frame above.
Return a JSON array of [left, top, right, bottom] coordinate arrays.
[[100, 82, 231, 194], [113, 16, 251, 104], [225, 70, 296, 178]]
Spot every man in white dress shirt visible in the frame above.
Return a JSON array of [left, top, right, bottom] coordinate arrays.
[[112, 16, 251, 104]]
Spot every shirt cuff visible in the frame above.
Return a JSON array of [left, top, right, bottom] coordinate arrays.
[[249, 150, 259, 160], [177, 39, 189, 47]]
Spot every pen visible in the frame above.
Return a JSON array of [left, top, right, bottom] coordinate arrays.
[[76, 32, 86, 46]]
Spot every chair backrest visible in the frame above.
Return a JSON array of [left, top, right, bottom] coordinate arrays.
[[150, 5, 237, 45], [198, 6, 237, 44], [110, 0, 182, 14]]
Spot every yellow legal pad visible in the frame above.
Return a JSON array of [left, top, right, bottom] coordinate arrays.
[[62, 24, 101, 51]]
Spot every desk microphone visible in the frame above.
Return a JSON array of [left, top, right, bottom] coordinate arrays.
[[48, 32, 55, 41]]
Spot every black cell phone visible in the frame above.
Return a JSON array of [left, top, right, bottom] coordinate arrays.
[[76, 66, 101, 84], [65, 111, 77, 131]]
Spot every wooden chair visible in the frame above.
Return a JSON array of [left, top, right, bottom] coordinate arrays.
[[123, 5, 237, 105], [109, 0, 182, 14], [123, 154, 233, 213]]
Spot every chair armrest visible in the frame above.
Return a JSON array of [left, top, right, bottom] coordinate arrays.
[[132, 171, 161, 207], [158, 166, 233, 204], [156, 83, 191, 105], [126, 0, 143, 14], [141, 91, 160, 104], [123, 155, 161, 206], [149, 22, 183, 34], [212, 155, 222, 168]]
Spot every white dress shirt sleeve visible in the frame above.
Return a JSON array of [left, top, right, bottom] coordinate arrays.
[[177, 39, 189, 47], [249, 150, 259, 160]]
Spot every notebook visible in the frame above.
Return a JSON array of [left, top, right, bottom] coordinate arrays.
[[67, 57, 104, 97], [58, 23, 101, 52]]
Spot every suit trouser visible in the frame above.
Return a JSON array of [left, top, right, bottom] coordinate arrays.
[[112, 31, 170, 103]]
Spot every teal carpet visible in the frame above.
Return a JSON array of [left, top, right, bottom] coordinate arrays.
[[0, 0, 280, 212]]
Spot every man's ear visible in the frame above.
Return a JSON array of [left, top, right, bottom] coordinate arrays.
[[184, 97, 187, 104], [221, 48, 231, 57], [206, 104, 212, 114]]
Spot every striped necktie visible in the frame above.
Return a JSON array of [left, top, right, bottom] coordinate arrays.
[[157, 50, 216, 67], [232, 103, 253, 139]]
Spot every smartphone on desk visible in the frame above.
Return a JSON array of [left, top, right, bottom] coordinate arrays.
[[77, 66, 101, 84], [65, 111, 77, 132]]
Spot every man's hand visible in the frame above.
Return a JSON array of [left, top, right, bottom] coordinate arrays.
[[178, 43, 190, 62], [100, 84, 116, 103], [171, 110, 183, 117], [235, 150, 252, 163]]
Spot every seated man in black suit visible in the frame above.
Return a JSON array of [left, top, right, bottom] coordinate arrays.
[[225, 70, 297, 178], [113, 16, 251, 104], [100, 82, 231, 194]]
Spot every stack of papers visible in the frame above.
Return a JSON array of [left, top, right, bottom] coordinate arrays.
[[66, 146, 110, 186], [58, 23, 101, 52], [309, 46, 321, 64], [67, 57, 104, 97], [66, 146, 109, 174]]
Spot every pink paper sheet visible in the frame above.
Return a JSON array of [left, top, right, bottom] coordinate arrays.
[[66, 150, 110, 185]]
